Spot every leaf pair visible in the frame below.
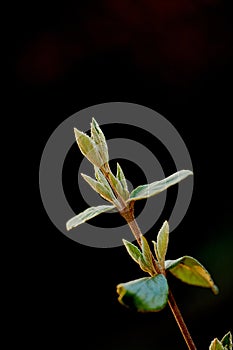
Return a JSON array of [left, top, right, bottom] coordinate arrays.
[[117, 221, 219, 312], [74, 118, 109, 169], [123, 235, 156, 276], [209, 331, 232, 350], [66, 170, 193, 231]]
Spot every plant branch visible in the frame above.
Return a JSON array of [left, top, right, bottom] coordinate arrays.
[[123, 211, 197, 350]]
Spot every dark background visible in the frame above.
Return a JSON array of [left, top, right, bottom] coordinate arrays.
[[14, 1, 232, 349]]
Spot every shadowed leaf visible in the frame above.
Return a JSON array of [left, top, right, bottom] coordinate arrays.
[[221, 331, 232, 349], [117, 274, 168, 312]]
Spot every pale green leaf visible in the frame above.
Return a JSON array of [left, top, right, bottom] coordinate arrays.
[[94, 167, 116, 198], [91, 118, 109, 164], [108, 170, 128, 201], [66, 205, 115, 231], [157, 221, 169, 264], [139, 235, 155, 275], [209, 338, 224, 350], [81, 173, 115, 203], [221, 331, 232, 349], [117, 274, 169, 312], [74, 128, 103, 167], [152, 240, 159, 261], [128, 170, 193, 201], [116, 163, 129, 199], [165, 256, 219, 294], [123, 239, 142, 264]]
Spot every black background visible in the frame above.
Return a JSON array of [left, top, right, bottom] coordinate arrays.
[[14, 1, 232, 349]]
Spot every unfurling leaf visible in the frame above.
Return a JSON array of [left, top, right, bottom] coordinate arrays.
[[116, 163, 129, 199], [81, 173, 115, 203], [117, 274, 169, 312], [221, 331, 232, 349], [66, 205, 115, 231], [108, 170, 129, 201], [209, 338, 224, 350], [94, 167, 112, 189], [139, 235, 156, 275], [152, 240, 159, 261], [165, 256, 219, 294], [128, 170, 193, 202], [91, 118, 109, 165], [157, 220, 169, 265], [123, 238, 156, 275], [74, 128, 103, 168], [123, 239, 142, 264]]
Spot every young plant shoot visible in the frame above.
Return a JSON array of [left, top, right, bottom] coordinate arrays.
[[66, 118, 231, 350]]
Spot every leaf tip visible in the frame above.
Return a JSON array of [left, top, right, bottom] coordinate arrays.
[[73, 127, 82, 138], [91, 116, 97, 125], [66, 221, 72, 231], [184, 169, 193, 176], [212, 284, 219, 295]]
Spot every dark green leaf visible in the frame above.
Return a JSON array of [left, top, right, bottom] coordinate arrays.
[[165, 256, 219, 294], [221, 332, 232, 349], [117, 274, 169, 312], [66, 205, 115, 231], [128, 170, 193, 201]]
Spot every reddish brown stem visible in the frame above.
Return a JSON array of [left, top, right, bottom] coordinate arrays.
[[168, 290, 197, 350]]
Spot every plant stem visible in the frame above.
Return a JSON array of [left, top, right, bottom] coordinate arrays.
[[168, 290, 197, 350], [124, 211, 197, 350]]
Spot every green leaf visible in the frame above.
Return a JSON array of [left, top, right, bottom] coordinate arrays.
[[157, 221, 169, 265], [117, 274, 169, 312], [74, 128, 103, 168], [116, 163, 129, 199], [139, 235, 156, 275], [209, 338, 224, 350], [128, 170, 193, 201], [165, 256, 219, 294], [221, 331, 232, 349], [91, 118, 109, 165], [81, 173, 115, 203], [94, 167, 116, 198], [108, 170, 128, 201], [152, 240, 159, 261], [123, 239, 142, 265], [66, 204, 115, 231]]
